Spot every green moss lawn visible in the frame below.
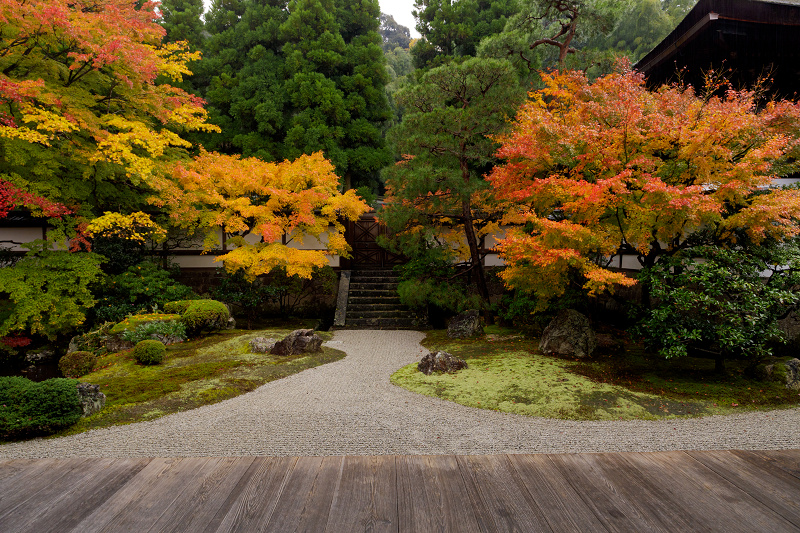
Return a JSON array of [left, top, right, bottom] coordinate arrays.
[[391, 326, 800, 420], [60, 322, 343, 436]]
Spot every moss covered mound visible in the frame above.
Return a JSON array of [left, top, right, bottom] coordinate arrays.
[[391, 328, 800, 421]]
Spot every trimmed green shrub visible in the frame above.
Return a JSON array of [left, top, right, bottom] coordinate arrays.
[[636, 244, 800, 372], [120, 320, 187, 344], [0, 377, 82, 439], [163, 300, 195, 314], [181, 300, 230, 336], [132, 340, 166, 365], [58, 351, 96, 378]]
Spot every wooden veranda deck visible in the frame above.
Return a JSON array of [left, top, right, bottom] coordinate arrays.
[[1, 449, 799, 532]]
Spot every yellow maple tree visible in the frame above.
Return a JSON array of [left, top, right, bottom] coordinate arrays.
[[153, 151, 369, 279]]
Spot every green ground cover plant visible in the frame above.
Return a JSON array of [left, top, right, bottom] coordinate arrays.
[[391, 327, 800, 420], [57, 322, 342, 436]]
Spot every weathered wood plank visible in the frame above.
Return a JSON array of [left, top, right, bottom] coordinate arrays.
[[508, 454, 610, 532], [548, 453, 665, 532], [68, 457, 210, 532], [9, 458, 149, 533], [575, 453, 704, 532], [745, 449, 800, 480], [457, 454, 551, 533], [0, 450, 798, 533], [0, 459, 42, 486], [209, 456, 296, 533], [0, 458, 91, 522], [146, 456, 256, 533], [325, 455, 397, 533], [635, 451, 796, 533], [396, 455, 484, 533], [687, 450, 800, 527], [265, 456, 343, 533]]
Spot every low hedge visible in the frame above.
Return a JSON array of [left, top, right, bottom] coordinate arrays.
[[58, 351, 96, 378], [0, 377, 82, 439], [181, 300, 230, 336], [132, 340, 166, 365]]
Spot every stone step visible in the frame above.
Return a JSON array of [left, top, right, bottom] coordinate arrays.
[[351, 269, 398, 277], [348, 282, 399, 291], [346, 309, 410, 319], [345, 303, 404, 312], [349, 288, 404, 298], [347, 296, 403, 305], [342, 317, 420, 329], [349, 276, 401, 284]]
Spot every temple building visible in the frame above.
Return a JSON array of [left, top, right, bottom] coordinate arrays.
[[636, 0, 800, 99]]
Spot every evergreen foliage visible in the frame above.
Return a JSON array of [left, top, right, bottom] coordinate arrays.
[[0, 377, 82, 439], [192, 0, 391, 189], [379, 13, 412, 51], [412, 0, 519, 68], [382, 58, 524, 303], [637, 243, 800, 371]]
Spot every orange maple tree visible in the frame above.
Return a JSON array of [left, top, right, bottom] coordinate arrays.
[[0, 0, 216, 206], [489, 67, 800, 308], [153, 151, 370, 279]]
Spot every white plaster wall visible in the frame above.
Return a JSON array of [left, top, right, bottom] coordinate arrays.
[[286, 230, 330, 250], [0, 228, 45, 250], [171, 255, 221, 268]]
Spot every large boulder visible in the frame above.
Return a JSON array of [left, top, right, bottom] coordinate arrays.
[[447, 310, 483, 339], [249, 337, 278, 354], [755, 358, 800, 391], [270, 329, 323, 356], [24, 347, 57, 366], [418, 351, 468, 375], [76, 383, 106, 417], [539, 309, 597, 359]]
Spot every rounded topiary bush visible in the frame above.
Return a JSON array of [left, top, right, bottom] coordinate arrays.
[[163, 300, 196, 314], [181, 300, 230, 336], [0, 377, 82, 439], [132, 340, 166, 365], [58, 351, 96, 378]]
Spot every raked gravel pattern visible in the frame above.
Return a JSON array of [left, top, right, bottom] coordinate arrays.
[[1, 329, 799, 458]]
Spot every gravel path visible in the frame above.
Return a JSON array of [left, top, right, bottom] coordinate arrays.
[[1, 330, 799, 458]]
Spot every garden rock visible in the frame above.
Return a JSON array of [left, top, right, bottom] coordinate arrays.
[[24, 348, 57, 366], [759, 358, 800, 391], [104, 336, 135, 353], [227, 317, 236, 330], [539, 309, 597, 359], [151, 334, 184, 345], [270, 329, 323, 356], [249, 337, 278, 354], [447, 310, 483, 339], [418, 351, 468, 375], [786, 359, 800, 390], [76, 383, 106, 417]]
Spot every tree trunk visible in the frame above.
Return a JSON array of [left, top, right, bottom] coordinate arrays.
[[462, 195, 489, 304], [715, 355, 725, 374]]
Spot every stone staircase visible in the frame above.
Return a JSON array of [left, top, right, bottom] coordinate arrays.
[[339, 269, 422, 329]]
